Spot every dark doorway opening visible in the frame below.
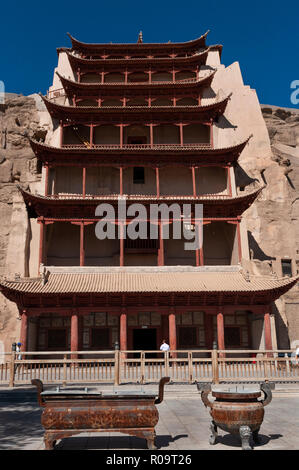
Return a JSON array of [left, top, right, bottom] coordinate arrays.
[[127, 136, 147, 145], [133, 328, 157, 357], [47, 328, 67, 350]]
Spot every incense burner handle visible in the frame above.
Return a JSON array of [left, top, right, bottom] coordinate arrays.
[[197, 382, 212, 408], [155, 377, 170, 404], [260, 382, 273, 407], [31, 379, 45, 407]]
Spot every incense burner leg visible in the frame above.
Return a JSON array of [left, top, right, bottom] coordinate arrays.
[[145, 430, 156, 449], [209, 421, 218, 445], [239, 425, 252, 450], [252, 429, 260, 445], [44, 432, 56, 450]]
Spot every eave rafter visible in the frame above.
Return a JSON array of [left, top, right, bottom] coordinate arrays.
[[1, 271, 298, 310], [29, 136, 252, 166], [40, 92, 231, 124], [17, 184, 264, 219], [64, 48, 213, 70], [55, 69, 216, 97]]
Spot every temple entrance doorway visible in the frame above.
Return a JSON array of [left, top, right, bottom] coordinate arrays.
[[133, 328, 157, 357]]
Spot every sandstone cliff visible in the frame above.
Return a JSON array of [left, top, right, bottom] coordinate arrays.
[[0, 94, 49, 348], [244, 104, 299, 347]]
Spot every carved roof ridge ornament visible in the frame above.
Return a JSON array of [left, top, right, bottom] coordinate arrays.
[[137, 31, 143, 44], [66, 31, 210, 50], [40, 265, 50, 286]]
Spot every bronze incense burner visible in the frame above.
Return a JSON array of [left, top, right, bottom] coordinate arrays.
[[32, 377, 169, 450], [197, 382, 273, 450]]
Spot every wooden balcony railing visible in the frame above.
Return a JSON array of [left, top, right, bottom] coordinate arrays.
[[61, 143, 212, 150], [1, 350, 298, 388], [47, 77, 203, 100]]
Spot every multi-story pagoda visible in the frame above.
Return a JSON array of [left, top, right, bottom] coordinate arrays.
[[0, 32, 297, 354]]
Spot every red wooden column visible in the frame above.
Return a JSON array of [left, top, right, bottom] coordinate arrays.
[[71, 311, 79, 359], [119, 124, 124, 148], [82, 167, 86, 198], [226, 165, 232, 196], [89, 124, 94, 148], [172, 68, 176, 83], [120, 308, 127, 351], [217, 310, 225, 357], [191, 166, 197, 197], [59, 121, 63, 147], [79, 223, 85, 266], [155, 167, 160, 198], [119, 166, 124, 195], [119, 222, 125, 266], [149, 123, 154, 148], [158, 221, 164, 266], [44, 164, 49, 196], [236, 219, 242, 263], [19, 311, 28, 352], [38, 218, 45, 268], [168, 308, 177, 354], [264, 309, 273, 354], [179, 123, 184, 146], [209, 120, 214, 148], [195, 222, 202, 268]]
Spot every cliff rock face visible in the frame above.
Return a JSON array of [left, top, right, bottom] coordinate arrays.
[[244, 105, 299, 348], [0, 93, 298, 351], [0, 94, 49, 349]]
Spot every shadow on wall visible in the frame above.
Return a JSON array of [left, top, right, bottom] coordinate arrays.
[[272, 302, 290, 349], [247, 232, 276, 262], [234, 164, 259, 188], [248, 311, 263, 349], [215, 115, 238, 129]]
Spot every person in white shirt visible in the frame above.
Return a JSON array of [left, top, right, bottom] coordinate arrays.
[[160, 340, 170, 351], [16, 342, 22, 360]]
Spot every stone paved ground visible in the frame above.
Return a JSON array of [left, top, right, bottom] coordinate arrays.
[[0, 383, 298, 451]]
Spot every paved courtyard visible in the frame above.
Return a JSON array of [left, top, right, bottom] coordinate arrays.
[[0, 383, 298, 451]]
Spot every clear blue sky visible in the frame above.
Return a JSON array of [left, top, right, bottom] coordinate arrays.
[[1, 0, 298, 108]]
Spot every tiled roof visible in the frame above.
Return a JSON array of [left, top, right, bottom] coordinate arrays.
[[64, 48, 211, 67], [1, 271, 297, 296], [66, 31, 210, 51], [41, 93, 230, 122], [30, 136, 251, 156], [56, 69, 216, 90]]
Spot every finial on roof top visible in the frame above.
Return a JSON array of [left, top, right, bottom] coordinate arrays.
[[137, 31, 143, 43]]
